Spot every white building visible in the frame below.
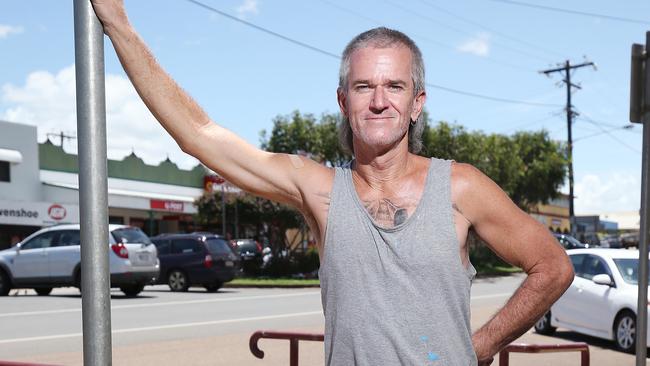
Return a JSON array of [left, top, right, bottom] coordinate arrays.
[[0, 120, 232, 250]]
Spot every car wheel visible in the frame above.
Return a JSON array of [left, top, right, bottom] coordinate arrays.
[[120, 285, 144, 297], [204, 282, 222, 293], [534, 311, 556, 335], [615, 311, 636, 353], [0, 270, 11, 296], [168, 270, 189, 292], [35, 287, 53, 296]]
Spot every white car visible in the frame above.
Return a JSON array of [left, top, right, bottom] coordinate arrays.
[[0, 224, 159, 297], [535, 248, 648, 353]]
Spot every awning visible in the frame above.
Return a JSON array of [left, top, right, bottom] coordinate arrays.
[[0, 148, 23, 164]]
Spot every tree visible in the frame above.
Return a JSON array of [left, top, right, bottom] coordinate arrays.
[[260, 110, 350, 166], [420, 120, 567, 209]]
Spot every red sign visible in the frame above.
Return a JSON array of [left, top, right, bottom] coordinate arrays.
[[204, 175, 226, 192], [150, 200, 184, 212], [48, 204, 67, 220]]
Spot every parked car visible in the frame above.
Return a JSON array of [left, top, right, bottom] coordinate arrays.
[[0, 224, 159, 297], [150, 233, 239, 292], [232, 239, 263, 275], [553, 233, 589, 250], [534, 248, 650, 353]]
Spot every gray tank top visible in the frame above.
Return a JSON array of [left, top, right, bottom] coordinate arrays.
[[319, 158, 477, 365]]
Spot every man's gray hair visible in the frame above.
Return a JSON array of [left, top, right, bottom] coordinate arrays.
[[338, 27, 426, 154]]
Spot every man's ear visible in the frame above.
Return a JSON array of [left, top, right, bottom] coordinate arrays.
[[410, 90, 426, 122], [337, 87, 348, 117]]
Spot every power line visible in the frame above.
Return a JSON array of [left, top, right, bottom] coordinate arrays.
[[186, 0, 340, 59], [417, 0, 564, 59], [577, 114, 642, 134], [427, 83, 561, 107], [485, 0, 650, 26], [580, 118, 641, 153], [574, 125, 634, 142], [185, 0, 562, 108], [317, 0, 536, 73], [381, 0, 551, 63]]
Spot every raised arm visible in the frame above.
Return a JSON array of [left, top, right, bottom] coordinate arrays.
[[451, 162, 574, 364], [89, 0, 327, 210]]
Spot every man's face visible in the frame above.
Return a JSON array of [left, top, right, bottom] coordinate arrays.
[[338, 46, 425, 154]]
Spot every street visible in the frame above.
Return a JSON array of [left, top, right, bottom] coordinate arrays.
[[0, 274, 639, 365]]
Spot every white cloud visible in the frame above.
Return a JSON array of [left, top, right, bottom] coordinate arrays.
[[0, 24, 24, 39], [574, 172, 640, 214], [1, 65, 200, 169], [457, 32, 490, 57], [236, 0, 259, 19]]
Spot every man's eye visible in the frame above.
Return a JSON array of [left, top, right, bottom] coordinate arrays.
[[355, 85, 370, 91], [388, 84, 404, 91]]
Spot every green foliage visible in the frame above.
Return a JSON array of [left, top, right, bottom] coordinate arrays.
[[260, 110, 351, 166], [420, 120, 567, 209]]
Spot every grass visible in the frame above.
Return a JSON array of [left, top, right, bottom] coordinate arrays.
[[228, 277, 320, 287], [226, 265, 522, 286]]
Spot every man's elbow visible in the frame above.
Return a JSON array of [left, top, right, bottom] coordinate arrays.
[[555, 255, 574, 293]]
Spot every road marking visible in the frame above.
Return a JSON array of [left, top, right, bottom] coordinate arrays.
[[471, 293, 512, 300], [0, 311, 324, 344], [0, 291, 321, 318], [1, 291, 508, 319]]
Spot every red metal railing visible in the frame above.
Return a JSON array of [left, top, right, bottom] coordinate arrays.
[[249, 330, 324, 366], [250, 330, 590, 366], [498, 342, 590, 366]]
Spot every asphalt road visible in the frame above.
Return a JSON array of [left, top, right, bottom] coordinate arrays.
[[0, 274, 640, 365]]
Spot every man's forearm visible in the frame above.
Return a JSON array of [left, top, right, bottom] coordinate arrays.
[[472, 265, 572, 360], [104, 20, 210, 154]]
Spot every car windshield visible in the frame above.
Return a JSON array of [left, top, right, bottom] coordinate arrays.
[[111, 227, 152, 244], [206, 238, 233, 255], [613, 258, 649, 285]]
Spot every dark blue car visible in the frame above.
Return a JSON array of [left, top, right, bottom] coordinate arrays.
[[151, 233, 240, 292]]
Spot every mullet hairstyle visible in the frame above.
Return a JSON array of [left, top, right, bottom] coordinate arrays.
[[338, 27, 426, 154]]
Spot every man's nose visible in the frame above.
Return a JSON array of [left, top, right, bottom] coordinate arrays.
[[369, 86, 388, 112]]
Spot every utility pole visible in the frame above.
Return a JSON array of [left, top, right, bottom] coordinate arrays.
[[540, 60, 596, 234], [47, 131, 76, 149]]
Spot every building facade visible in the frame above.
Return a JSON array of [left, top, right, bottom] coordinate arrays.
[[0, 119, 234, 250]]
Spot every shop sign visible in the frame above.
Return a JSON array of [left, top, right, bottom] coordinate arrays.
[[0, 200, 79, 226], [150, 199, 184, 212], [204, 175, 225, 192]]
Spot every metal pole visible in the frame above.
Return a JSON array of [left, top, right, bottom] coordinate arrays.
[[221, 184, 226, 237], [635, 33, 650, 365], [73, 1, 112, 365]]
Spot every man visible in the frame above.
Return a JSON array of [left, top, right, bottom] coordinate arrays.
[[90, 1, 574, 364]]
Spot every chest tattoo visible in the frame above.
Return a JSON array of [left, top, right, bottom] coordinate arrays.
[[363, 198, 411, 227]]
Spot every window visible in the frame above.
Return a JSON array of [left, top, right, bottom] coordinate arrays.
[[569, 254, 586, 277], [206, 238, 233, 255], [153, 239, 171, 255], [581, 255, 610, 280], [57, 230, 81, 247], [21, 232, 58, 250], [0, 161, 9, 182], [171, 239, 201, 254]]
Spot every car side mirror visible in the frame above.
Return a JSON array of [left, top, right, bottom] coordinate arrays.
[[593, 274, 613, 286]]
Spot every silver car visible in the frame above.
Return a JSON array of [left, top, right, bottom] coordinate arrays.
[[0, 224, 159, 297]]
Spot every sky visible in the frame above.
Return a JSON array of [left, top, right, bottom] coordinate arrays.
[[1, 0, 649, 215]]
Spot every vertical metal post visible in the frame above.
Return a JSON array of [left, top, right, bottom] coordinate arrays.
[[632, 32, 650, 365], [73, 1, 112, 365], [221, 184, 226, 236]]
